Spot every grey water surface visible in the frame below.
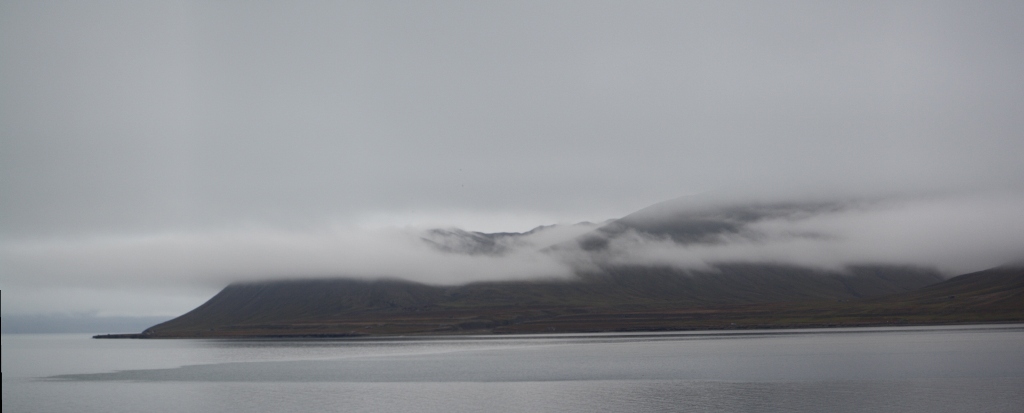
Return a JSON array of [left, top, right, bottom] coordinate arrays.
[[4, 324, 1023, 412]]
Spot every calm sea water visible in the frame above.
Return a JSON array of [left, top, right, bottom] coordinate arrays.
[[4, 324, 1023, 412]]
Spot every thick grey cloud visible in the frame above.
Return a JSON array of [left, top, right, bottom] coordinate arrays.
[[2, 1, 1023, 316]]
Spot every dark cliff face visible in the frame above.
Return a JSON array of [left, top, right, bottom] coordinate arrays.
[[143, 264, 947, 337]]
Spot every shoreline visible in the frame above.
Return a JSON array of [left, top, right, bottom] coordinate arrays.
[[93, 318, 1024, 339]]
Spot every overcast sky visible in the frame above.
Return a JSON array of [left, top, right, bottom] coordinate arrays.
[[2, 1, 1023, 318]]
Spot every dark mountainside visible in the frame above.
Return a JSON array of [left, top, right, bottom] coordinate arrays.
[[136, 264, 949, 338], [103, 197, 1024, 338]]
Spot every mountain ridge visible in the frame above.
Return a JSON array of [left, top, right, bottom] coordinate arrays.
[[133, 263, 948, 338], [95, 196, 1024, 338]]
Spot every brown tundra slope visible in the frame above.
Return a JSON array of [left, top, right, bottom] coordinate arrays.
[[127, 263, 979, 338]]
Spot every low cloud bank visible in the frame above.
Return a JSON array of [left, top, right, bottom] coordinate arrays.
[[0, 224, 582, 315], [2, 191, 1023, 315], [0, 226, 578, 290], [586, 192, 1024, 275]]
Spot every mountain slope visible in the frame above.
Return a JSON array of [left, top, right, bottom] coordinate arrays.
[[852, 265, 1024, 321], [138, 264, 943, 337], [101, 195, 1024, 338]]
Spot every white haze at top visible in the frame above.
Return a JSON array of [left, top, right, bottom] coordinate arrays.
[[2, 1, 1024, 316]]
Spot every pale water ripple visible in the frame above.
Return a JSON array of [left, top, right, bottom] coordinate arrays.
[[4, 325, 1024, 413]]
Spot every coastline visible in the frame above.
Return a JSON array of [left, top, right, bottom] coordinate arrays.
[[93, 314, 1024, 339]]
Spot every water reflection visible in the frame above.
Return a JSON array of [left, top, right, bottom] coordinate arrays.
[[50, 324, 1024, 383], [5, 324, 1023, 413]]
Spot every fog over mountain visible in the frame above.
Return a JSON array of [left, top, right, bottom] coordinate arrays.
[[4, 192, 1024, 317], [2, 1, 1024, 319]]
